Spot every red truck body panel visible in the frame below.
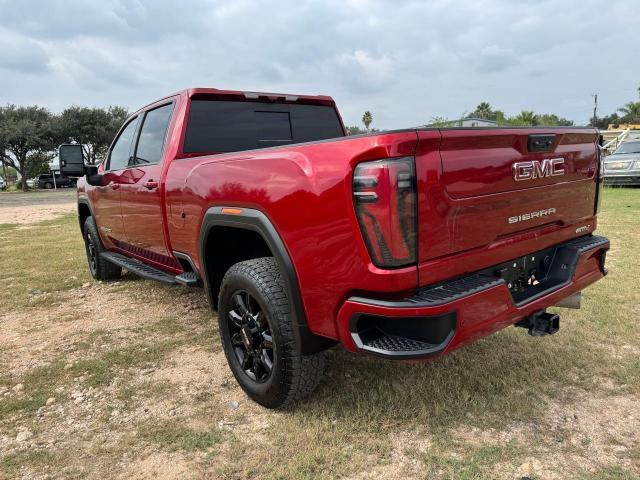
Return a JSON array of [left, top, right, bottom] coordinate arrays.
[[77, 88, 608, 360]]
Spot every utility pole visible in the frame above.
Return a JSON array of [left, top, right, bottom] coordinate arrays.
[[592, 93, 598, 127]]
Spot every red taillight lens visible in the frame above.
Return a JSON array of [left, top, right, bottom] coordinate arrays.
[[353, 157, 417, 268]]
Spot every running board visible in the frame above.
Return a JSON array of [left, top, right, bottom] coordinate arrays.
[[100, 252, 177, 284]]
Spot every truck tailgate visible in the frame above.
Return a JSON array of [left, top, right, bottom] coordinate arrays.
[[415, 128, 599, 284]]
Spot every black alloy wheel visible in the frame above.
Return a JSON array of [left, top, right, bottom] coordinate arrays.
[[227, 290, 275, 383], [217, 257, 325, 408]]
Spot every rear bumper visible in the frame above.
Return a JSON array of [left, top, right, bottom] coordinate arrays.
[[336, 235, 609, 359]]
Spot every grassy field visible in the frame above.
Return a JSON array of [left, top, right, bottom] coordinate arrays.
[[0, 188, 639, 479]]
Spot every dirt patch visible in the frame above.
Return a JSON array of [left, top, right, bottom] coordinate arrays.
[[0, 202, 76, 225], [0, 190, 77, 225], [0, 283, 162, 375]]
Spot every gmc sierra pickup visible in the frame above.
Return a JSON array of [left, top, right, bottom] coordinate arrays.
[[59, 88, 610, 408]]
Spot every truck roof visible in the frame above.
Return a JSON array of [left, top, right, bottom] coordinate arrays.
[[139, 88, 337, 112]]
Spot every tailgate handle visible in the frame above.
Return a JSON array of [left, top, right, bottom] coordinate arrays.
[[528, 134, 556, 153]]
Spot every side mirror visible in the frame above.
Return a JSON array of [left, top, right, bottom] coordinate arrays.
[[58, 144, 85, 177], [85, 166, 103, 186]]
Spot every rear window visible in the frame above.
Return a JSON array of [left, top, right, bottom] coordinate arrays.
[[183, 100, 344, 154]]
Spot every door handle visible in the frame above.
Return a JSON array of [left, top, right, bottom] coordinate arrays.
[[109, 183, 120, 190], [143, 180, 159, 190]]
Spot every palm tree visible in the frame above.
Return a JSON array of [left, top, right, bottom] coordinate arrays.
[[473, 102, 493, 120], [512, 110, 539, 126], [618, 101, 640, 123], [362, 111, 373, 131]]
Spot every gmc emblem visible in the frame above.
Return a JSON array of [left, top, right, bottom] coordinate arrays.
[[513, 158, 565, 181]]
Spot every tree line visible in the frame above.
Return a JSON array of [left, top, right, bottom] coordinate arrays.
[[591, 86, 640, 129], [0, 105, 128, 191], [348, 84, 640, 131]]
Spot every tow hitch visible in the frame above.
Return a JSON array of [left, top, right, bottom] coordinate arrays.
[[516, 311, 560, 337]]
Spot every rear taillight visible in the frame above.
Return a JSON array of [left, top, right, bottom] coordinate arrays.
[[353, 157, 417, 268], [595, 135, 604, 214]]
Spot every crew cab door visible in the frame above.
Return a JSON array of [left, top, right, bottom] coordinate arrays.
[[93, 115, 140, 249], [119, 102, 175, 265]]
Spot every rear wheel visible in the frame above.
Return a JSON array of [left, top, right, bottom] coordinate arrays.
[[83, 217, 122, 281], [218, 257, 324, 408]]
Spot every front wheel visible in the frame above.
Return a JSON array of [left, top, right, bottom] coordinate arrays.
[[218, 257, 324, 408], [83, 217, 122, 281]]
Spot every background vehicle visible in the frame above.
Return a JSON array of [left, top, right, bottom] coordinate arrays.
[[604, 140, 640, 186], [60, 88, 609, 408], [36, 173, 77, 189], [0, 176, 6, 190]]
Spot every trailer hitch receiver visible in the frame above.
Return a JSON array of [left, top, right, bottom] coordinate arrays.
[[516, 311, 560, 337]]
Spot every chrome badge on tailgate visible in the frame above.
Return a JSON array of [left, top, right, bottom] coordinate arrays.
[[513, 158, 565, 181], [508, 207, 557, 224]]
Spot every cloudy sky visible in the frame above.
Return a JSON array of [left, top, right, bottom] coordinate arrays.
[[0, 0, 638, 129]]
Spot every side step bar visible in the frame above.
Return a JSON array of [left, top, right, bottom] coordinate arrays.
[[100, 252, 201, 286]]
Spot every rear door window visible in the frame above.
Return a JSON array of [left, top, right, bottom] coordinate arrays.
[[184, 100, 344, 154]]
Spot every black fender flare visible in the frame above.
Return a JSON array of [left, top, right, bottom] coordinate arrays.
[[77, 197, 95, 232], [199, 206, 335, 355]]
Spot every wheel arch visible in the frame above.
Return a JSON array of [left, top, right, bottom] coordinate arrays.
[[78, 199, 93, 233], [199, 206, 335, 355]]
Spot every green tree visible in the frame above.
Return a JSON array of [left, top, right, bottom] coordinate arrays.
[[618, 101, 640, 123], [362, 111, 373, 131], [426, 116, 456, 127], [346, 125, 367, 135], [510, 111, 540, 126], [538, 113, 574, 126], [593, 112, 620, 129], [58, 105, 129, 164], [471, 102, 494, 120], [0, 105, 59, 191]]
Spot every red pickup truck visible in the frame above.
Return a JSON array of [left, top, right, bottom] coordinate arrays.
[[59, 88, 609, 408]]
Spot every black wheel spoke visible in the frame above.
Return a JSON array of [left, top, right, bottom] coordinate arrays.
[[260, 350, 273, 373], [244, 292, 253, 314], [240, 351, 253, 371], [233, 294, 249, 315], [228, 310, 244, 327], [261, 332, 273, 349]]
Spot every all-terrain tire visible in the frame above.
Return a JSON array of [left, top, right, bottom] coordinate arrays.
[[83, 217, 122, 281], [218, 257, 324, 409]]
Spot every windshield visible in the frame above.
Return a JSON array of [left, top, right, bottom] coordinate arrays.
[[614, 141, 640, 155]]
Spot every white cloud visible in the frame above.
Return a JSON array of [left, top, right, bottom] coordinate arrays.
[[0, 0, 638, 127]]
